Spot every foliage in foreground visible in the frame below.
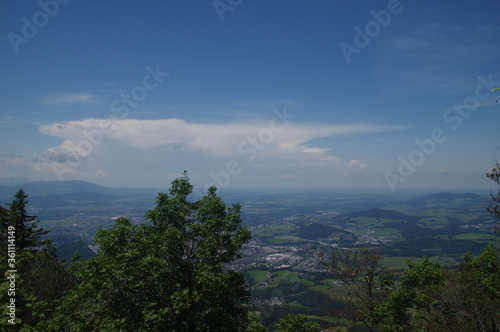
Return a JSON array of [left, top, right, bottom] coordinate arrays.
[[43, 172, 252, 331], [274, 314, 321, 332], [322, 245, 500, 332], [487, 162, 500, 234]]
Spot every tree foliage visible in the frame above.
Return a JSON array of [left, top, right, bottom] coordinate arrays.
[[320, 247, 386, 331], [375, 248, 500, 331], [486, 162, 500, 235], [46, 172, 252, 331], [324, 245, 500, 331], [273, 314, 321, 332], [374, 257, 445, 330]]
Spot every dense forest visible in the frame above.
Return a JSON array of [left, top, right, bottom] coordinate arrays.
[[1, 169, 499, 331]]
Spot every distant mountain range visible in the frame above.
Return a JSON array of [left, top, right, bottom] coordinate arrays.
[[0, 177, 31, 186], [407, 192, 488, 207], [349, 207, 414, 220], [0, 180, 111, 197], [0, 179, 491, 215]]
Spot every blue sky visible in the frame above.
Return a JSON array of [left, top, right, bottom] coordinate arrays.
[[1, 0, 499, 191]]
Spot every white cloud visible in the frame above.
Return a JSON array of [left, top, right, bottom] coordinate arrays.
[[40, 92, 100, 106], [343, 159, 368, 177], [30, 116, 408, 187], [37, 117, 406, 157], [348, 159, 368, 170]]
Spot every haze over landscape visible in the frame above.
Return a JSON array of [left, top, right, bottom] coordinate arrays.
[[1, 1, 499, 191]]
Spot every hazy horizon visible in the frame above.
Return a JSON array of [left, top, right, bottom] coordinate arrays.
[[0, 177, 495, 198]]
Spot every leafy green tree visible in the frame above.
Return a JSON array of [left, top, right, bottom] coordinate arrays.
[[320, 247, 385, 331], [47, 172, 252, 331], [486, 162, 500, 235], [245, 313, 269, 332], [375, 257, 445, 330], [273, 314, 321, 332], [21, 240, 78, 324], [374, 250, 500, 331], [420, 245, 500, 331]]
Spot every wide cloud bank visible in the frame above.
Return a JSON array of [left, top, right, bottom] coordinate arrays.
[[33, 114, 407, 187]]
